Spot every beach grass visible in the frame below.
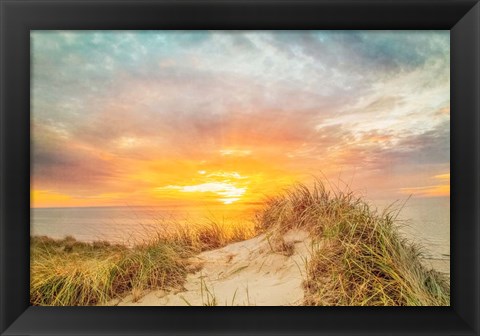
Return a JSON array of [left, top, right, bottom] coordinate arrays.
[[30, 236, 189, 306], [30, 220, 255, 306], [31, 180, 449, 306], [255, 181, 450, 306]]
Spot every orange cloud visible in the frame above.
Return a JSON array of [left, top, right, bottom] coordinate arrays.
[[399, 172, 450, 198], [31, 190, 72, 208], [434, 173, 450, 180], [31, 31, 450, 209], [399, 185, 450, 198]]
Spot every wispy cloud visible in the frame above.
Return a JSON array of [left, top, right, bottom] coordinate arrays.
[[31, 31, 450, 207], [400, 173, 450, 197], [158, 182, 247, 204]]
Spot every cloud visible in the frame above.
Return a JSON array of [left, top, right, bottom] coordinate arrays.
[[31, 31, 450, 206], [219, 149, 252, 157], [400, 172, 450, 197], [159, 182, 247, 204]]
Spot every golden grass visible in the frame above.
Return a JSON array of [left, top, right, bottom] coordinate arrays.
[[158, 219, 255, 252], [255, 181, 450, 306], [30, 236, 188, 306], [30, 220, 255, 306], [31, 180, 449, 306]]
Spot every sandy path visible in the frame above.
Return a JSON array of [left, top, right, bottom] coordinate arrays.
[[112, 230, 312, 306]]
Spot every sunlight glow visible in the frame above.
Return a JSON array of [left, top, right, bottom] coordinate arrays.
[[30, 31, 450, 208], [159, 181, 247, 204], [219, 149, 252, 157]]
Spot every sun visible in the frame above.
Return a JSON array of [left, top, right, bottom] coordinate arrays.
[[156, 171, 248, 205], [220, 198, 240, 205]]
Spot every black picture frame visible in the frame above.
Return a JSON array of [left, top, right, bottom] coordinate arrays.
[[1, 0, 479, 335]]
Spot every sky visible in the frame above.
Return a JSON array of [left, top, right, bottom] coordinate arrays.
[[31, 30, 450, 208]]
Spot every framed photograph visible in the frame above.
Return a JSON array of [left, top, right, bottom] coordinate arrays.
[[1, 0, 479, 335]]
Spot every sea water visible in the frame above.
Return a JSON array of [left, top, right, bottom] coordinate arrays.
[[31, 196, 450, 273]]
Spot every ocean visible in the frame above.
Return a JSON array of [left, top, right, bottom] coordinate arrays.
[[31, 196, 450, 273], [31, 204, 258, 245]]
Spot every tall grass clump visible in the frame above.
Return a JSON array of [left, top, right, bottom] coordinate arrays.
[[255, 181, 450, 306], [31, 219, 255, 306], [30, 236, 190, 306], [155, 219, 255, 252]]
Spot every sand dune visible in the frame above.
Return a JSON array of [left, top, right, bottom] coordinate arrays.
[[108, 227, 448, 307], [112, 230, 312, 306]]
